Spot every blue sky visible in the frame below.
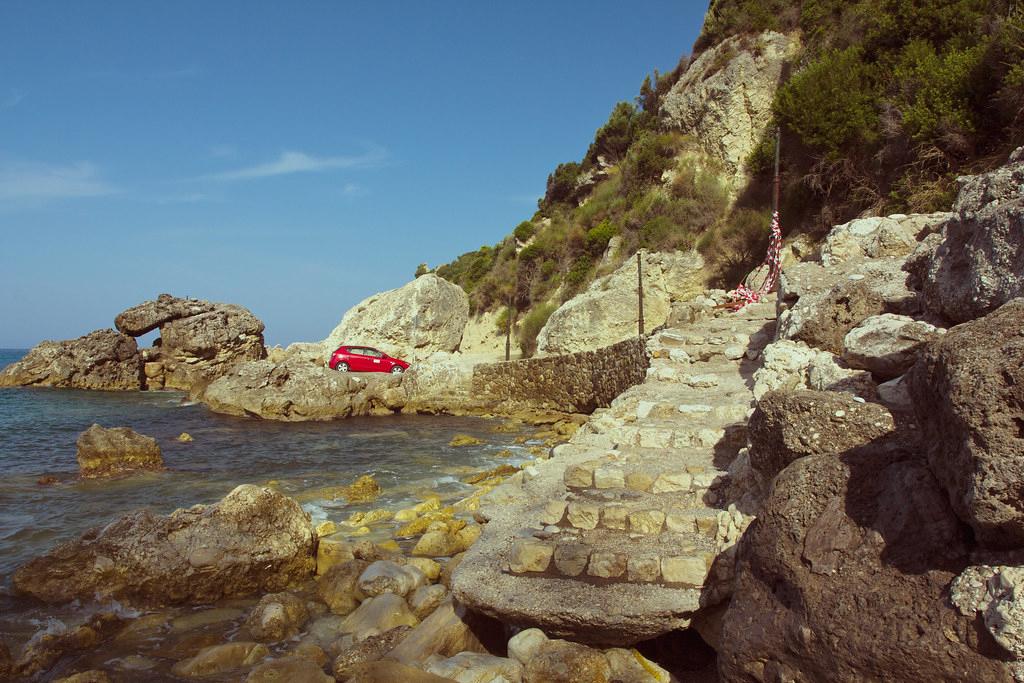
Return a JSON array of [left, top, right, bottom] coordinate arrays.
[[0, 2, 707, 348]]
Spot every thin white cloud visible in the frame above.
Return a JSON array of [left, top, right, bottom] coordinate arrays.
[[1, 90, 24, 111], [341, 182, 367, 197], [154, 192, 208, 205], [204, 145, 387, 182], [0, 160, 117, 201]]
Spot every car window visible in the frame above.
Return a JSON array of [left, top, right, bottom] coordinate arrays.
[[348, 347, 368, 356], [364, 349, 383, 358]]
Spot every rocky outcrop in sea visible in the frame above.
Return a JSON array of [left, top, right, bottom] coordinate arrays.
[[0, 328, 142, 390], [0, 293, 266, 393]]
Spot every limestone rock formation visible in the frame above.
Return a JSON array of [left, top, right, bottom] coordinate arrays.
[[159, 303, 266, 390], [0, 329, 142, 390], [536, 250, 705, 356], [777, 257, 920, 354], [747, 390, 895, 480], [752, 340, 876, 401], [921, 147, 1024, 323], [661, 31, 798, 189], [75, 424, 164, 478], [908, 298, 1024, 549], [113, 294, 266, 392], [114, 293, 216, 336], [13, 485, 315, 605], [400, 352, 477, 414], [820, 213, 948, 267], [322, 274, 469, 361], [170, 642, 270, 679], [718, 439, 1010, 682], [841, 313, 944, 380], [198, 359, 403, 421]]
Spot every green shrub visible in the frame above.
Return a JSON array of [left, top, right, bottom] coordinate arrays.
[[775, 47, 880, 157], [414, 263, 430, 277], [518, 243, 545, 263], [620, 131, 679, 196], [700, 208, 772, 287], [575, 174, 624, 228], [517, 302, 558, 358], [543, 162, 583, 208], [892, 39, 985, 145], [565, 255, 594, 288], [586, 219, 619, 253], [584, 102, 640, 166], [495, 306, 512, 334], [513, 221, 536, 242]]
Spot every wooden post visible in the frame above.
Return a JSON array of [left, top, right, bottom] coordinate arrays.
[[637, 252, 644, 337], [505, 293, 513, 362]]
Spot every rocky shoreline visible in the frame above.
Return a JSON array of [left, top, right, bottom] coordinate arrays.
[[2, 148, 1023, 681]]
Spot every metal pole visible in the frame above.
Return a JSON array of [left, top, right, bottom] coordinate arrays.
[[637, 252, 644, 337], [772, 127, 781, 215]]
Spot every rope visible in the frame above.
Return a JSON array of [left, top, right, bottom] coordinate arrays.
[[726, 210, 782, 310]]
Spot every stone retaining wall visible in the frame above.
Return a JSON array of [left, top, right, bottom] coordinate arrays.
[[471, 337, 649, 414]]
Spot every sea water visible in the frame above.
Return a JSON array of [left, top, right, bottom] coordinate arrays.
[[0, 348, 536, 650]]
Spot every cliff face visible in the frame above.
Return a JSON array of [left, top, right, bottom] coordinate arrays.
[[661, 31, 798, 191]]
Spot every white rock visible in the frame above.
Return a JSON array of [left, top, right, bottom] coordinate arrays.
[[357, 560, 426, 598], [321, 273, 468, 362], [877, 374, 913, 413], [661, 31, 798, 190], [536, 250, 705, 356], [508, 628, 549, 666], [841, 313, 944, 379]]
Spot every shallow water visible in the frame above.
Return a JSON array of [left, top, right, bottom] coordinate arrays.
[[0, 348, 539, 673]]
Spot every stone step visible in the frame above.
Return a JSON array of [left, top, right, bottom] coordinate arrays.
[[632, 398, 751, 423], [450, 295, 769, 646], [561, 456, 726, 496], [608, 421, 747, 451], [505, 501, 751, 589]]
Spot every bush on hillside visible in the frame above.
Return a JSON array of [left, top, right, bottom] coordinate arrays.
[[892, 39, 985, 152], [584, 102, 641, 167], [619, 131, 680, 196], [542, 162, 583, 208], [699, 208, 772, 288], [585, 219, 619, 254], [517, 302, 558, 358], [774, 47, 880, 158], [513, 220, 537, 242]]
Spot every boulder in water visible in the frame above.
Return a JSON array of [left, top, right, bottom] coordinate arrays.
[[13, 485, 315, 606], [76, 424, 164, 478]]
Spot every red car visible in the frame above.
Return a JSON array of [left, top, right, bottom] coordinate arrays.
[[329, 345, 410, 374]]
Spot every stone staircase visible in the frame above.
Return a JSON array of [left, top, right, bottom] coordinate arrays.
[[451, 298, 777, 645]]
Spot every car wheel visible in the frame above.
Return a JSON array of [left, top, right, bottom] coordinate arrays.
[[390, 366, 404, 374], [336, 362, 350, 372]]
